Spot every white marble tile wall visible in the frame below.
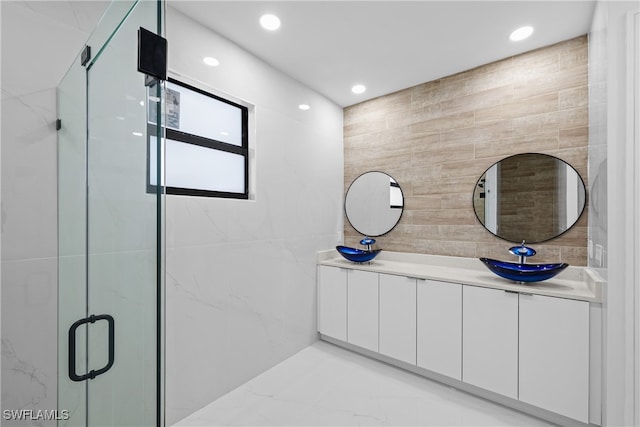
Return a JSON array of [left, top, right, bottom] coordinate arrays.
[[1, 2, 108, 425], [1, 88, 59, 427], [165, 8, 344, 425]]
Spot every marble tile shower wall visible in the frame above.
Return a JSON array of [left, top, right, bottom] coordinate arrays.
[[1, 2, 81, 418], [1, 88, 59, 426], [344, 36, 588, 265], [165, 8, 344, 425]]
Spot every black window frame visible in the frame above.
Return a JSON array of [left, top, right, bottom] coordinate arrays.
[[147, 78, 249, 199]]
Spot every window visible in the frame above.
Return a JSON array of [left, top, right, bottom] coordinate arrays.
[[148, 78, 249, 199]]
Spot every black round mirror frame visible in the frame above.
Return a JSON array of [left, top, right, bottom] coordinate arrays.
[[344, 171, 405, 238], [472, 153, 587, 244]]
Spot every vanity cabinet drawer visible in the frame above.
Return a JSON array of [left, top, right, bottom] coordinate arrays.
[[347, 270, 379, 351], [462, 286, 518, 399], [317, 266, 347, 341], [417, 280, 462, 380], [379, 274, 416, 364]]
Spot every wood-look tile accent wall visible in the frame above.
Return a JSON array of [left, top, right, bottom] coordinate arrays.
[[343, 36, 588, 265]]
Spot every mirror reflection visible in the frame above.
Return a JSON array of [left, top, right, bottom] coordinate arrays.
[[345, 171, 404, 237], [473, 153, 586, 243]]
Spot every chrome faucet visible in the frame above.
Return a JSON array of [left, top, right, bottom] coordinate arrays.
[[360, 237, 376, 252], [509, 240, 536, 264]]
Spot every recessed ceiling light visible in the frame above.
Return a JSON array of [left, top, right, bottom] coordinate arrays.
[[132, 132, 143, 137], [351, 84, 366, 94], [260, 14, 281, 31], [298, 104, 310, 110], [510, 26, 534, 41], [203, 56, 220, 67]]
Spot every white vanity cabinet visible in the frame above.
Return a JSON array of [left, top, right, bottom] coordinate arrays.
[[462, 286, 519, 399], [519, 294, 590, 423], [316, 252, 601, 426], [317, 265, 347, 341], [416, 279, 462, 380], [379, 274, 417, 364], [347, 270, 379, 352], [461, 286, 591, 421]]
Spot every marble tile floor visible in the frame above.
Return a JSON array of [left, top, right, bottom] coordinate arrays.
[[174, 341, 553, 427], [173, 340, 555, 427]]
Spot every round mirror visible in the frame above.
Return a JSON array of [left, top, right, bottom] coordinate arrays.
[[345, 171, 404, 237], [473, 153, 586, 243]]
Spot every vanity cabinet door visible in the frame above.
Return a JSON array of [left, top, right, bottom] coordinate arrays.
[[347, 270, 379, 351], [317, 266, 347, 341], [462, 286, 518, 399], [417, 280, 462, 380], [519, 294, 589, 423], [379, 274, 416, 364]]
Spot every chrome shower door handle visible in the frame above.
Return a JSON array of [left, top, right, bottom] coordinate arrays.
[[68, 314, 115, 382]]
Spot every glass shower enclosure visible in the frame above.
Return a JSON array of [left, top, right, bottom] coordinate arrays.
[[57, 1, 165, 425]]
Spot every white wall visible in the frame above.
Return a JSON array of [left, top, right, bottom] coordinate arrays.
[[588, 1, 608, 274], [1, 88, 58, 427], [589, 1, 640, 426], [165, 8, 344, 424], [1, 2, 107, 424]]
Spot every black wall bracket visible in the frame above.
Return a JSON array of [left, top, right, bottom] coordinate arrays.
[[81, 45, 91, 67], [138, 27, 167, 86]]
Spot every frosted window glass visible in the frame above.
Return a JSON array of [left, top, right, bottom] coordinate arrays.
[[165, 81, 243, 146], [149, 139, 245, 193]]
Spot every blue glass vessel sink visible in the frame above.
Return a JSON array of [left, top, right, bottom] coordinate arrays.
[[479, 257, 569, 283], [336, 246, 382, 263]]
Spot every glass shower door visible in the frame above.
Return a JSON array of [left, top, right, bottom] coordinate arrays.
[[57, 1, 164, 426]]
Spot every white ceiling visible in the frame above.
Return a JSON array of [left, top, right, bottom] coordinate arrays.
[[1, 1, 595, 107], [170, 0, 596, 107]]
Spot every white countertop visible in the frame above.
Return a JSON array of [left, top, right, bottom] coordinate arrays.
[[317, 249, 603, 303]]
